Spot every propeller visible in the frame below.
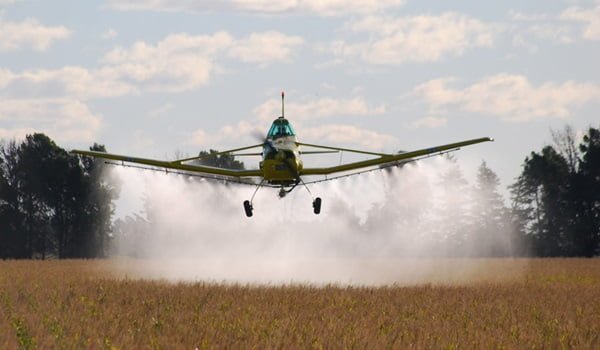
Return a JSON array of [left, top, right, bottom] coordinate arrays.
[[252, 91, 286, 155], [251, 129, 267, 143], [251, 129, 277, 155]]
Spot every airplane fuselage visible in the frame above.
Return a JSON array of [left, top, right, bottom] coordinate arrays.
[[260, 117, 302, 186]]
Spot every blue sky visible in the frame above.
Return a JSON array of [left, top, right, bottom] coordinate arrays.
[[1, 0, 599, 188]]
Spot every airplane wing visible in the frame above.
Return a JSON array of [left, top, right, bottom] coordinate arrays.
[[299, 137, 493, 176], [70, 145, 263, 178]]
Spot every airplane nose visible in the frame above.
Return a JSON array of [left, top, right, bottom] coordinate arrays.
[[275, 150, 286, 160]]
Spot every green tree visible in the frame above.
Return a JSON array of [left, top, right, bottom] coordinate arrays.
[[76, 143, 120, 257], [17, 134, 58, 258], [510, 146, 572, 256], [551, 125, 579, 173], [572, 127, 600, 256], [197, 149, 245, 169], [0, 134, 120, 259], [0, 141, 26, 258], [435, 157, 471, 256], [471, 161, 513, 256], [17, 134, 94, 258]]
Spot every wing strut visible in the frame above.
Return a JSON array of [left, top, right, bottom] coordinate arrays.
[[302, 147, 459, 185], [171, 144, 264, 164]]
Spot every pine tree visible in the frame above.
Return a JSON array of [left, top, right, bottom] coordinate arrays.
[[573, 127, 600, 256], [435, 157, 471, 256], [510, 146, 572, 256], [0, 141, 26, 258], [78, 143, 120, 257], [0, 134, 120, 259], [197, 149, 245, 169], [471, 161, 512, 256]]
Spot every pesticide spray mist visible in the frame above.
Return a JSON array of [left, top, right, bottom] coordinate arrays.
[[108, 158, 523, 286]]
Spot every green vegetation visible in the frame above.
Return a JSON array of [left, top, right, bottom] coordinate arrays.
[[196, 149, 245, 169], [511, 126, 600, 256], [0, 134, 118, 259]]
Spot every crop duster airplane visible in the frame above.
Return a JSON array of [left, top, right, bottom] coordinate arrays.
[[71, 93, 493, 217]]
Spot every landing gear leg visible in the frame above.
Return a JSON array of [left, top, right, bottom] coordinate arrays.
[[243, 200, 253, 217], [244, 179, 265, 217], [299, 177, 322, 215]]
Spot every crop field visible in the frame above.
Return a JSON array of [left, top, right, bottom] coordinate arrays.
[[1, 259, 599, 349]]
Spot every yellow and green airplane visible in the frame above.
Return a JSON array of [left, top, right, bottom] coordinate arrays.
[[71, 93, 493, 217]]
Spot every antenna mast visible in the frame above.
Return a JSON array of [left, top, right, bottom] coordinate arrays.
[[281, 91, 285, 118]]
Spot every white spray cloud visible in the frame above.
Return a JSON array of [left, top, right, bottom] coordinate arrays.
[[109, 157, 522, 285]]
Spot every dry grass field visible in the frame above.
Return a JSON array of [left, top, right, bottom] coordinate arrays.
[[1, 259, 599, 349]]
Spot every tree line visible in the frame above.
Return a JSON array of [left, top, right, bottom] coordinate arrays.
[[0, 134, 117, 259], [511, 126, 600, 256], [1, 126, 599, 259], [356, 157, 520, 258]]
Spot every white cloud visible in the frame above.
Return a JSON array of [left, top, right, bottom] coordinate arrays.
[[415, 74, 600, 122], [189, 120, 264, 147], [0, 0, 21, 6], [411, 116, 448, 129], [148, 103, 174, 118], [526, 24, 574, 44], [507, 10, 575, 46], [507, 5, 600, 46], [0, 98, 102, 143], [0, 127, 36, 141], [560, 5, 600, 40], [330, 13, 495, 64], [101, 31, 302, 92], [508, 10, 549, 22], [0, 29, 305, 146], [229, 31, 304, 66], [132, 130, 155, 150], [190, 95, 389, 150], [227, 0, 297, 13], [0, 66, 136, 99], [1, 60, 104, 144], [102, 32, 233, 93], [188, 121, 397, 154], [106, 0, 405, 16], [101, 28, 118, 40], [0, 17, 70, 52], [189, 128, 209, 146], [300, 124, 397, 150], [0, 31, 303, 100], [253, 96, 386, 121], [235, 0, 405, 16]]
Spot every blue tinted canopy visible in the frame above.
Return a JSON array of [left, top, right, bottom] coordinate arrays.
[[267, 118, 296, 138]]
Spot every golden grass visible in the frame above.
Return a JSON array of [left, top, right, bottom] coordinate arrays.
[[1, 258, 599, 349]]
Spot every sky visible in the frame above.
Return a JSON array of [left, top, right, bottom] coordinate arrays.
[[1, 0, 599, 190]]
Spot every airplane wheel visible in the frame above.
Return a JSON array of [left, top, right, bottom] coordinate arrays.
[[313, 197, 322, 215], [243, 200, 253, 217]]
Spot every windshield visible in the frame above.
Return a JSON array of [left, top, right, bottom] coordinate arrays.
[[267, 118, 295, 138]]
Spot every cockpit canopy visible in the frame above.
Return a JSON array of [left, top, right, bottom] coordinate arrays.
[[267, 118, 296, 138]]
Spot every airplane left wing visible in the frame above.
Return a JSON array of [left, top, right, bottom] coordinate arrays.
[[70, 149, 263, 178], [300, 137, 493, 176]]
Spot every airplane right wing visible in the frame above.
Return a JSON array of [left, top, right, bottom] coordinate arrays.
[[299, 137, 493, 176]]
